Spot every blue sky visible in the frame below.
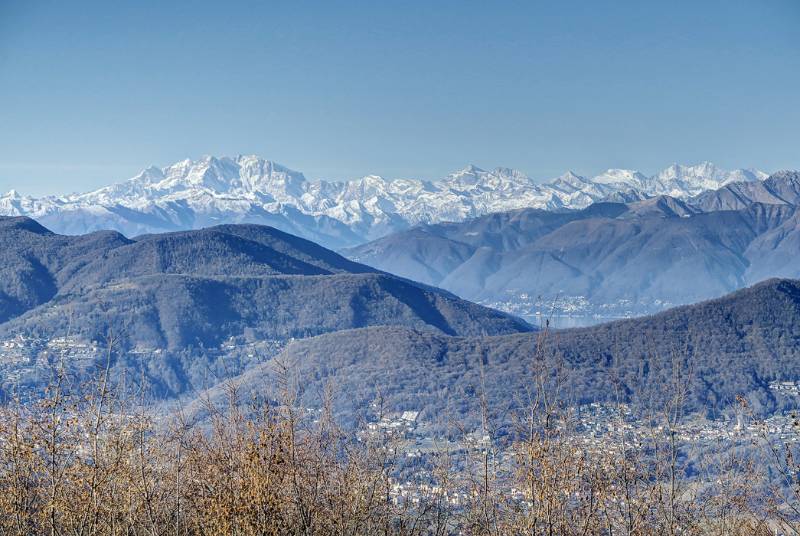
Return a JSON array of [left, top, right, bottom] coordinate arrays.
[[1, 0, 798, 195]]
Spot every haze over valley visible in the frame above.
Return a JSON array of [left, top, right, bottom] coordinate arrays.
[[4, 157, 797, 326], [349, 170, 800, 323], [3, 1, 800, 532]]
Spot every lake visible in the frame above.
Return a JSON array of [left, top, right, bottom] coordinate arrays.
[[522, 314, 630, 329]]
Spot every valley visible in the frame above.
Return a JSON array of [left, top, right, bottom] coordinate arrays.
[[5, 3, 799, 530], [2, 187, 800, 534], [479, 292, 671, 327], [348, 172, 800, 320]]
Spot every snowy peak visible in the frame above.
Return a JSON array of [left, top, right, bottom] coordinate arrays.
[[657, 161, 721, 179], [548, 171, 590, 193], [650, 162, 767, 197], [80, 155, 309, 206], [131, 165, 166, 184], [592, 168, 649, 188], [559, 170, 587, 183], [657, 161, 765, 184], [234, 155, 308, 197], [166, 155, 240, 192], [0, 156, 775, 249], [443, 164, 490, 188], [457, 163, 485, 175], [654, 162, 729, 187], [732, 169, 769, 182], [443, 165, 535, 192], [151, 155, 307, 196]]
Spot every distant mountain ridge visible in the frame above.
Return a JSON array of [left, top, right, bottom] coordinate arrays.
[[0, 156, 768, 248], [191, 278, 800, 427], [0, 219, 531, 399], [693, 170, 800, 211], [0, 217, 530, 337], [345, 171, 800, 318]]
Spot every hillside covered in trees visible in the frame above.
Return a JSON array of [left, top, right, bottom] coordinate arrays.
[[198, 278, 800, 428], [0, 218, 531, 400]]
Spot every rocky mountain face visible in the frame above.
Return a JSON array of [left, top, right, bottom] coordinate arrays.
[[0, 156, 767, 248], [345, 171, 800, 318]]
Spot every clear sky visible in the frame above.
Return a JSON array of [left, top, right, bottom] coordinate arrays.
[[1, 0, 799, 196]]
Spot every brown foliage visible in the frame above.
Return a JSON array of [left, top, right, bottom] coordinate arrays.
[[0, 335, 795, 535]]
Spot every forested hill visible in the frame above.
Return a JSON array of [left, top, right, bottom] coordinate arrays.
[[0, 216, 530, 340], [344, 172, 800, 313], [0, 217, 531, 400], [209, 279, 800, 428]]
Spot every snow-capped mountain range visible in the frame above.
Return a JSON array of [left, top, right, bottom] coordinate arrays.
[[0, 156, 768, 248]]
